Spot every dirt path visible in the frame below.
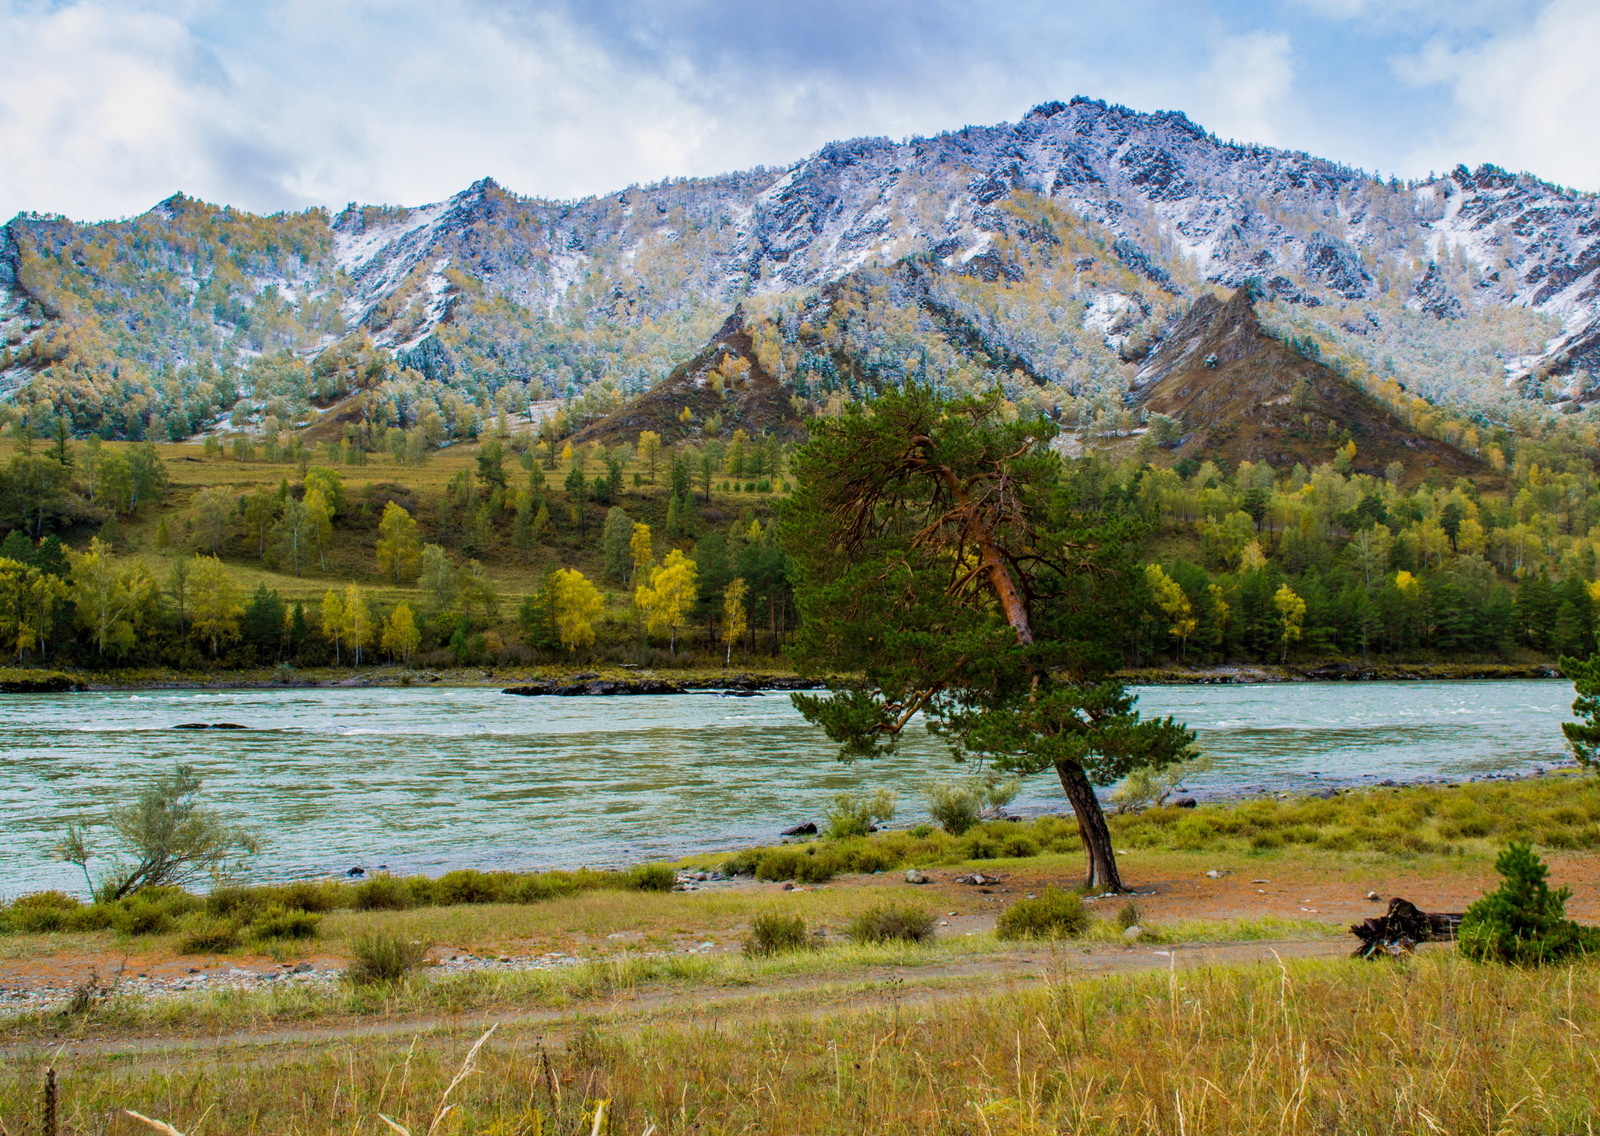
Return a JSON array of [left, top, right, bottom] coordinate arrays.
[[1, 937, 1352, 1063]]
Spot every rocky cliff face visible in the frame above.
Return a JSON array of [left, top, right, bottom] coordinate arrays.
[[4, 96, 1599, 432]]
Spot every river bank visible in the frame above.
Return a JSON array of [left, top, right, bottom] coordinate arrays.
[[1119, 661, 1564, 683], [0, 660, 1570, 694]]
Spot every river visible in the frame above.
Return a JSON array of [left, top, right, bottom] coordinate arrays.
[[0, 680, 1577, 894]]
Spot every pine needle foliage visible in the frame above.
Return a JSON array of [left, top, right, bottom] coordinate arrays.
[[1458, 841, 1599, 966], [782, 385, 1193, 890]]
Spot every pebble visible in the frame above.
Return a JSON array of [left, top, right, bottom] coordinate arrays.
[[1367, 891, 1382, 901], [0, 947, 640, 1018]]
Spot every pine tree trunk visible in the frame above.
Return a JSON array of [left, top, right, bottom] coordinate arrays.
[[1054, 760, 1125, 892]]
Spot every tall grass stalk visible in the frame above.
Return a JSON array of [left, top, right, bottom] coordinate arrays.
[[6, 955, 1597, 1133]]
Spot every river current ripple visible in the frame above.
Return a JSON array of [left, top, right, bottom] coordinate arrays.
[[0, 680, 1575, 893]]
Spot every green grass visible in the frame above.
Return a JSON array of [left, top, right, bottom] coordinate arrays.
[[0, 935, 999, 1041], [0, 866, 685, 938], [1112, 772, 1600, 856], [696, 771, 1600, 884], [0, 912, 1337, 1043]]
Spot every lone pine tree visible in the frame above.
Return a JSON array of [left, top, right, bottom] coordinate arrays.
[[782, 385, 1192, 891]]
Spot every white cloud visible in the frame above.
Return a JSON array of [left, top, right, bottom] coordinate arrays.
[[1191, 31, 1297, 146], [0, 0, 1054, 221], [0, 3, 238, 221], [1397, 0, 1600, 189], [5, 0, 1580, 224]]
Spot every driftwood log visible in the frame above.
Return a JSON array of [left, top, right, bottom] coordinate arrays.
[[1350, 898, 1463, 959]]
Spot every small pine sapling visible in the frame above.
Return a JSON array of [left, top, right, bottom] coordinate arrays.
[[1458, 841, 1598, 965]]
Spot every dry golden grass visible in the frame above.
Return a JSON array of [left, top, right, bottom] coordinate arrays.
[[4, 952, 1596, 1134]]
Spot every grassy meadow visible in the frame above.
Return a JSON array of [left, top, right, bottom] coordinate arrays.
[[3, 949, 1596, 1134]]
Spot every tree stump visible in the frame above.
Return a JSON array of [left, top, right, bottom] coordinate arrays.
[[1349, 898, 1462, 959]]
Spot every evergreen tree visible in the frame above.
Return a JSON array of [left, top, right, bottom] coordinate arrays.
[[1559, 653, 1600, 772], [602, 507, 634, 583], [781, 385, 1192, 891], [1459, 842, 1597, 964], [242, 584, 287, 661], [476, 439, 507, 494]]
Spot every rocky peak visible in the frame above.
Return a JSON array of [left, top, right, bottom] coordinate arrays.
[[1137, 288, 1484, 481]]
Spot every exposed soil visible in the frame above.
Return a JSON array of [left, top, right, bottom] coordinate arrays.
[[573, 306, 806, 446], [7, 851, 1599, 1033], [1137, 289, 1490, 487]]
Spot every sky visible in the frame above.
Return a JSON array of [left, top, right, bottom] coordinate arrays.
[[0, 0, 1596, 223]]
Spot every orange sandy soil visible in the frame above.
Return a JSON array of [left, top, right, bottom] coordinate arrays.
[[6, 852, 1600, 999]]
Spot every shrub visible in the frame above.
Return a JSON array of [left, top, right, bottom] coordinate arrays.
[[347, 933, 431, 985], [177, 917, 242, 954], [53, 763, 259, 901], [923, 776, 1021, 835], [205, 886, 263, 921], [846, 903, 935, 945], [628, 864, 677, 892], [1115, 901, 1144, 931], [999, 834, 1040, 859], [3, 891, 83, 934], [996, 887, 1088, 941], [250, 904, 322, 940], [514, 873, 583, 903], [720, 850, 762, 877], [1172, 816, 1220, 849], [923, 780, 983, 835], [960, 832, 1001, 860], [278, 880, 343, 912], [1458, 841, 1600, 965], [754, 846, 841, 883], [1110, 748, 1213, 812], [794, 849, 843, 883], [743, 913, 811, 957], [823, 789, 897, 840], [353, 874, 414, 911], [106, 887, 200, 935], [436, 870, 505, 905], [754, 848, 803, 881], [840, 841, 899, 874], [402, 875, 440, 907]]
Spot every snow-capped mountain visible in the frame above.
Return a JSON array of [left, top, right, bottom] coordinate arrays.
[[4, 95, 1598, 438]]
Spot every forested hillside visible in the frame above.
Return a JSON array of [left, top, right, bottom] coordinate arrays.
[[0, 370, 1597, 674]]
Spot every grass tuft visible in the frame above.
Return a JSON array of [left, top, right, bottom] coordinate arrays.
[[743, 912, 811, 957], [175, 917, 242, 955], [844, 903, 936, 945], [996, 887, 1088, 941], [346, 933, 430, 985]]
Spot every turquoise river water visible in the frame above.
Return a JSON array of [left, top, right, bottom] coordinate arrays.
[[0, 680, 1578, 894]]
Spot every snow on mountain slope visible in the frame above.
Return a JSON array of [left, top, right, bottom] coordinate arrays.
[[6, 95, 1600, 431]]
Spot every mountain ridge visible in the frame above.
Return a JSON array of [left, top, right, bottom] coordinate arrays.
[[2, 96, 1597, 445]]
